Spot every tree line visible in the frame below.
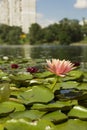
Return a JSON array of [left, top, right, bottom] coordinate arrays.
[[0, 18, 87, 45]]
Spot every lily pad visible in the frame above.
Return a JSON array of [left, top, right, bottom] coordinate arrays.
[[4, 118, 57, 130], [77, 83, 87, 90], [42, 110, 67, 123], [32, 100, 78, 111], [9, 73, 33, 87], [9, 110, 46, 120], [63, 70, 83, 81], [10, 73, 33, 81], [0, 71, 7, 79], [68, 105, 87, 120], [58, 81, 79, 89], [0, 124, 4, 130], [0, 83, 10, 102], [0, 101, 25, 117], [34, 71, 54, 78], [56, 119, 87, 130], [18, 86, 54, 105]]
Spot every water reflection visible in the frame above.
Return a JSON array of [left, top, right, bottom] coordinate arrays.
[[0, 45, 24, 58], [0, 45, 87, 63], [30, 45, 83, 62]]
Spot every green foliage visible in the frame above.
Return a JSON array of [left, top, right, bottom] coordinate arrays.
[[58, 18, 83, 45], [81, 24, 87, 36], [0, 58, 87, 129], [29, 23, 44, 44], [0, 24, 25, 45], [58, 31, 71, 45], [8, 26, 23, 45], [0, 18, 86, 45], [43, 24, 60, 43], [0, 24, 11, 43], [28, 18, 84, 45]]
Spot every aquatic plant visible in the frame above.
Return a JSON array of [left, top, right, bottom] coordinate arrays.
[[46, 59, 75, 77], [0, 57, 87, 130]]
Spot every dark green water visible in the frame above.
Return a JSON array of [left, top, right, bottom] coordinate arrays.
[[0, 45, 87, 63]]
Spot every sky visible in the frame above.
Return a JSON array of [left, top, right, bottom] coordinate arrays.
[[36, 0, 87, 27]]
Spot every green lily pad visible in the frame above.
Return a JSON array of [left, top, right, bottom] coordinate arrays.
[[0, 101, 25, 117], [10, 73, 33, 81], [32, 100, 78, 111], [9, 110, 46, 120], [77, 83, 87, 90], [0, 117, 11, 123], [0, 71, 7, 79], [63, 70, 83, 81], [0, 124, 4, 130], [0, 83, 10, 102], [35, 71, 54, 78], [42, 110, 67, 123], [59, 81, 79, 89], [9, 73, 33, 87], [68, 105, 87, 120], [18, 86, 54, 105], [4, 118, 56, 130], [56, 119, 87, 130]]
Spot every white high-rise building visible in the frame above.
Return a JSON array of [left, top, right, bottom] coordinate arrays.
[[0, 0, 36, 33]]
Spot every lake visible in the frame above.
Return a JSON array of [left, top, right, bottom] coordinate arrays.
[[0, 44, 87, 69]]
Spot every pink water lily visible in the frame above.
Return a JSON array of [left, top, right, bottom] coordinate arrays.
[[46, 59, 75, 77]]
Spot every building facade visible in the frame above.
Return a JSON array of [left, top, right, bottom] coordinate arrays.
[[0, 0, 36, 33]]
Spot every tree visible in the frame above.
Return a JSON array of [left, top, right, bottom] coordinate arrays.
[[28, 23, 44, 44], [58, 31, 71, 45], [81, 24, 87, 36], [0, 24, 11, 43], [59, 18, 83, 44], [8, 26, 22, 44], [43, 23, 60, 43]]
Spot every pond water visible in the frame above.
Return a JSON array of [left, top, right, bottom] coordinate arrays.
[[0, 45, 87, 68]]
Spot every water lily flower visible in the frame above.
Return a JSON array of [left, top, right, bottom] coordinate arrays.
[[11, 64, 19, 69], [27, 67, 38, 73], [73, 62, 80, 67], [46, 59, 75, 77], [3, 56, 9, 60]]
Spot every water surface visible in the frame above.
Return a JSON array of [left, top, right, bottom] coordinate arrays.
[[0, 45, 87, 63]]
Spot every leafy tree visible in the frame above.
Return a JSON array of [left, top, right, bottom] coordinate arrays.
[[8, 26, 22, 44], [58, 31, 71, 45], [69, 20, 83, 42], [0, 24, 11, 43], [81, 24, 87, 36], [29, 23, 44, 44], [43, 23, 60, 43], [43, 28, 55, 42], [59, 18, 83, 44]]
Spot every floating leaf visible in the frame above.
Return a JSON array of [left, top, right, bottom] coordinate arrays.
[[0, 117, 11, 124], [0, 71, 7, 79], [0, 101, 25, 117], [9, 110, 46, 120], [63, 70, 83, 81], [68, 105, 87, 120], [5, 118, 56, 130], [18, 86, 54, 105], [32, 100, 78, 111], [56, 119, 87, 130], [42, 110, 67, 123], [10, 73, 33, 81], [0, 124, 4, 130], [34, 71, 54, 78], [0, 83, 10, 102], [9, 73, 33, 87], [77, 83, 87, 90], [59, 81, 79, 89]]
